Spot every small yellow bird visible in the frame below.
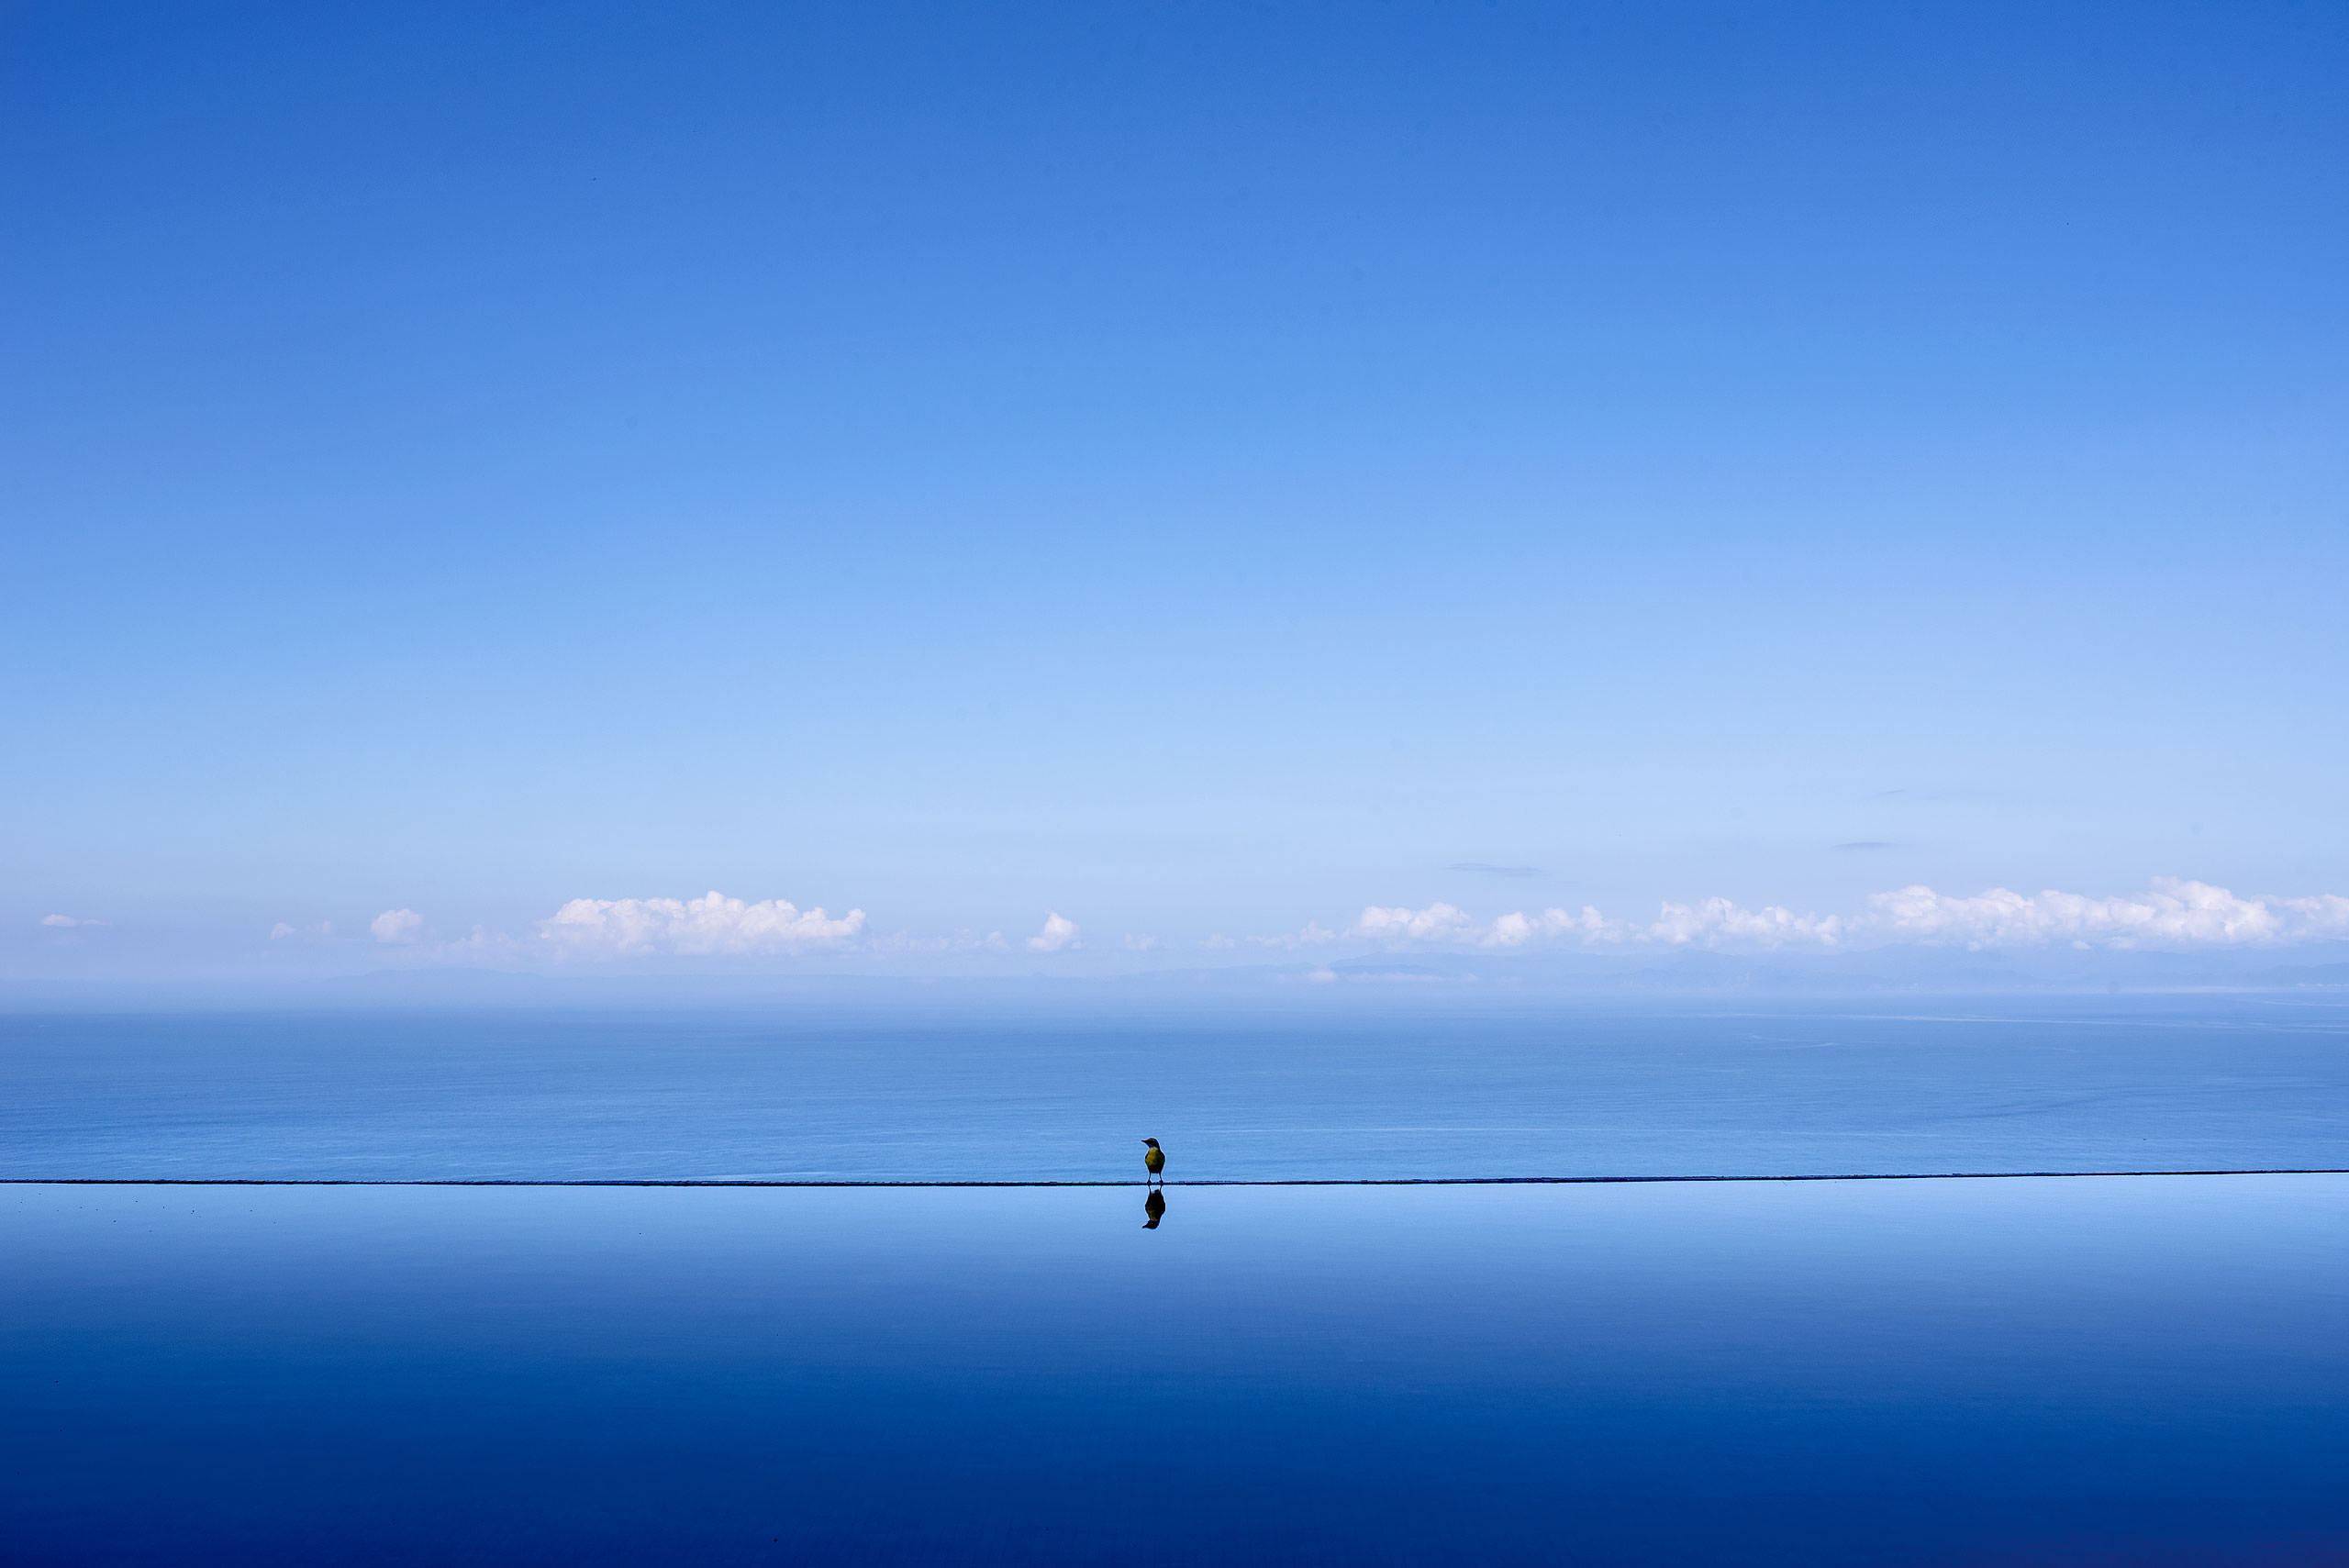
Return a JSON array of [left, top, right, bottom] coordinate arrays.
[[1141, 1138, 1165, 1183]]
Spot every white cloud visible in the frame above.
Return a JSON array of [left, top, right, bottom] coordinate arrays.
[[286, 876, 2349, 973], [1453, 900, 1842, 950], [1483, 911, 1534, 947], [1648, 898, 1845, 948], [370, 908, 424, 944], [1028, 912, 1080, 952], [1869, 878, 2349, 950], [1483, 907, 1627, 946], [538, 891, 865, 958], [1343, 877, 2349, 955], [1355, 903, 1474, 942], [39, 913, 106, 928]]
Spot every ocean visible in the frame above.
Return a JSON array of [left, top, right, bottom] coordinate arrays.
[[5, 995, 2346, 1563], [6, 995, 2348, 1180]]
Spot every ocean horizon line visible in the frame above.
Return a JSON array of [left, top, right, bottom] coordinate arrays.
[[9, 1169, 2345, 1189]]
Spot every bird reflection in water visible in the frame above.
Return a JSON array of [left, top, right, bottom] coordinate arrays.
[[1142, 1188, 1166, 1229]]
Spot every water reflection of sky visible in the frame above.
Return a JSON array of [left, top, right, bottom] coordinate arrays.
[[6, 1174, 2345, 1563]]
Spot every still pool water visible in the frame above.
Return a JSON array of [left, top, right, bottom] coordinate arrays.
[[6, 1173, 2347, 1565]]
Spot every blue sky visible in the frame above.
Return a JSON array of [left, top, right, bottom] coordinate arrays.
[[6, 1, 2346, 978]]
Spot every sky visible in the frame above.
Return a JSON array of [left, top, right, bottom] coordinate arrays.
[[5, 0, 2347, 982]]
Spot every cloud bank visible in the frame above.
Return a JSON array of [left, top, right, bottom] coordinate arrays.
[[1347, 879, 2349, 953], [1869, 878, 2349, 949], [539, 891, 866, 958], [1367, 899, 1842, 949], [262, 877, 2348, 976]]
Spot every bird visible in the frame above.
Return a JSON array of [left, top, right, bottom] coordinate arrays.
[[1141, 1138, 1165, 1184], [1142, 1188, 1166, 1229]]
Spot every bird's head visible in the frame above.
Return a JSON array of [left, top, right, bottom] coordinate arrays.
[[1142, 1138, 1160, 1148]]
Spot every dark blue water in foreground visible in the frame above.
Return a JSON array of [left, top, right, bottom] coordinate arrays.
[[6, 1175, 2348, 1565], [5, 996, 2349, 1179], [6, 999, 2349, 1562]]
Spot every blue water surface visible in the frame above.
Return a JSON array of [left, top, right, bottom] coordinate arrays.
[[5, 1174, 2347, 1565], [3, 995, 2346, 1179]]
